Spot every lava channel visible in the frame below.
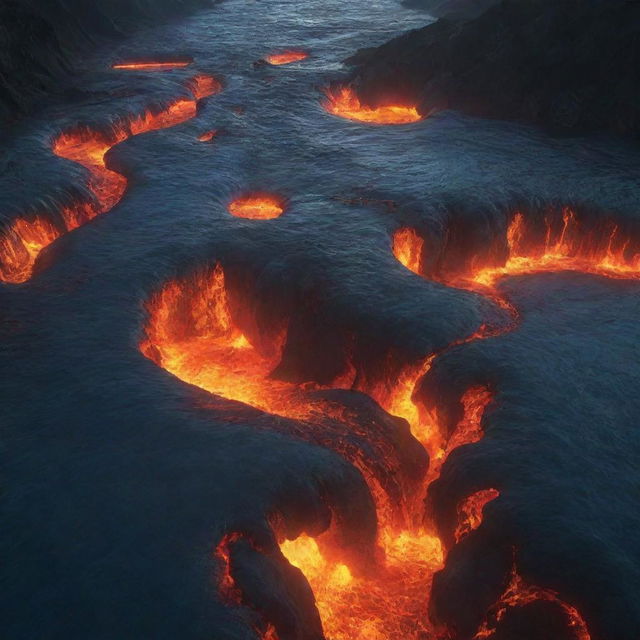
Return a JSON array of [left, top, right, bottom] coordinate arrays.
[[0, 74, 222, 284], [198, 129, 218, 142], [323, 85, 422, 125], [139, 268, 505, 639], [228, 193, 286, 219], [139, 206, 615, 639], [112, 59, 192, 71], [264, 50, 309, 65]]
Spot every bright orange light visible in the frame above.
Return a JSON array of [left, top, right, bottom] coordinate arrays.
[[393, 227, 423, 275], [189, 74, 223, 100], [474, 562, 591, 640], [112, 61, 192, 71], [265, 50, 309, 65], [141, 264, 323, 421], [470, 209, 640, 287], [455, 488, 500, 543], [323, 86, 422, 125], [198, 129, 218, 142], [280, 531, 443, 640], [228, 193, 285, 219], [0, 75, 221, 284]]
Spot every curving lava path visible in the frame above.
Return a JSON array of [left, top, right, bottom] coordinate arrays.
[[140, 204, 640, 640], [3, 2, 640, 640], [0, 74, 221, 284]]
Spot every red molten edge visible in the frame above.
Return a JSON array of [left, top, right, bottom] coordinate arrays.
[[198, 129, 218, 142], [0, 74, 222, 284], [140, 263, 523, 640], [264, 50, 309, 65], [323, 85, 422, 125], [227, 193, 286, 220], [112, 60, 192, 71], [138, 208, 606, 639]]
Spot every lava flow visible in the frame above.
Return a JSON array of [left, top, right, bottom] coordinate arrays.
[[112, 60, 192, 71], [198, 129, 218, 142], [323, 85, 422, 125], [474, 562, 591, 640], [0, 74, 222, 284], [265, 50, 309, 65], [141, 206, 611, 639], [228, 193, 286, 219], [470, 209, 640, 286]]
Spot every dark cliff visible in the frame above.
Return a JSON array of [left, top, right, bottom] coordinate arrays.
[[350, 0, 640, 138]]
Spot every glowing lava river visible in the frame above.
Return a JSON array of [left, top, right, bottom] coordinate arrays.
[[0, 74, 222, 283], [3, 1, 640, 640], [139, 201, 640, 640]]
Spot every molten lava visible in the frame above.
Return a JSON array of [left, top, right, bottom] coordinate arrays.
[[323, 86, 422, 125], [141, 264, 314, 419], [455, 489, 500, 543], [112, 60, 192, 71], [393, 227, 423, 275], [280, 531, 442, 640], [142, 206, 614, 639], [198, 129, 218, 142], [0, 75, 222, 284], [228, 193, 286, 219], [474, 562, 591, 640], [265, 50, 309, 65], [472, 209, 640, 287]]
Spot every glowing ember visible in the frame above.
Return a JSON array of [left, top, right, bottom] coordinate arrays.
[[455, 489, 500, 543], [228, 193, 286, 219], [265, 50, 309, 65], [393, 227, 423, 275], [189, 74, 223, 100], [0, 75, 221, 284], [112, 61, 192, 71], [323, 86, 422, 125], [474, 562, 591, 640], [280, 531, 443, 640], [141, 265, 303, 417], [471, 209, 640, 287], [198, 129, 218, 142], [142, 207, 616, 639]]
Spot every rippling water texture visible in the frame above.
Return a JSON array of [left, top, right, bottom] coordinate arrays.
[[2, 1, 640, 638]]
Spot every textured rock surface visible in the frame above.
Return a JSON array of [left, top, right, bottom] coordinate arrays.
[[351, 0, 640, 138]]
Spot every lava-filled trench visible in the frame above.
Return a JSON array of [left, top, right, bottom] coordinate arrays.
[[0, 73, 222, 284], [140, 197, 640, 639]]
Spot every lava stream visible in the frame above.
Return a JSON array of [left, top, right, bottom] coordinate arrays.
[[265, 50, 309, 65], [228, 193, 286, 219], [0, 74, 222, 284], [140, 206, 613, 639], [323, 86, 422, 125], [474, 561, 591, 640], [112, 60, 192, 71]]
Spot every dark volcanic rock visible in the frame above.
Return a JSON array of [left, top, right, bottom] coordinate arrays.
[[0, 0, 213, 125], [401, 0, 500, 18], [351, 0, 640, 139]]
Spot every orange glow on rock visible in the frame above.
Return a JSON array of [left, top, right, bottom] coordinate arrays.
[[188, 74, 223, 100], [393, 227, 423, 275], [471, 209, 640, 287], [228, 193, 286, 219], [323, 86, 422, 125], [265, 50, 309, 65], [280, 531, 443, 640], [112, 60, 192, 71], [474, 562, 591, 640], [0, 75, 221, 284], [455, 488, 500, 543], [198, 129, 218, 142]]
